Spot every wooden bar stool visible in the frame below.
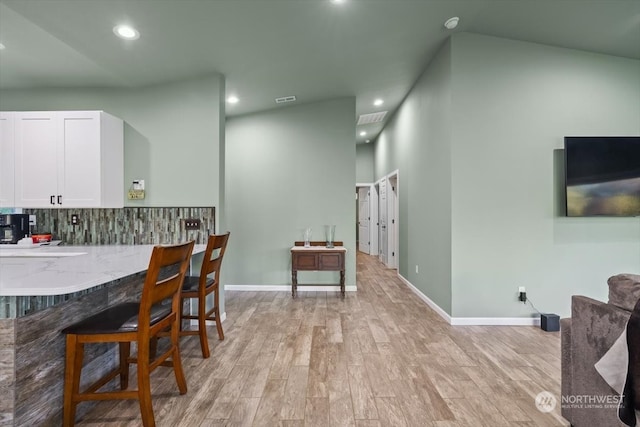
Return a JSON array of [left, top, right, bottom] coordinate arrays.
[[180, 232, 230, 358], [61, 241, 195, 427]]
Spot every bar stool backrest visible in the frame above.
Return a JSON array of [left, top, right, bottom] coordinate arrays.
[[139, 241, 195, 336], [199, 233, 230, 290]]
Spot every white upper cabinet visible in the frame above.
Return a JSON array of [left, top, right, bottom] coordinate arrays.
[[0, 112, 16, 208], [14, 112, 60, 207], [12, 111, 124, 208]]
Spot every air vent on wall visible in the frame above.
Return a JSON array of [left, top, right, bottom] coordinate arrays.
[[357, 111, 387, 125], [275, 95, 297, 104]]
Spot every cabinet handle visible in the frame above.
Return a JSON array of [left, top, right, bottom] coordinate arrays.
[[50, 195, 55, 205], [57, 195, 62, 205]]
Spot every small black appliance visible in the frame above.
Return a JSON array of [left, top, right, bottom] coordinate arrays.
[[0, 214, 30, 244]]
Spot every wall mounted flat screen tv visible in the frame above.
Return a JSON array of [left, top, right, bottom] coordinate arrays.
[[564, 136, 640, 217]]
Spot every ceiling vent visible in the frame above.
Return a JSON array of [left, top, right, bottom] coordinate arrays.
[[275, 95, 297, 104], [357, 111, 387, 125]]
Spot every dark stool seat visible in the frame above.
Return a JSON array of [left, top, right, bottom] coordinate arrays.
[[181, 276, 214, 292], [180, 232, 230, 358], [61, 241, 195, 427], [61, 303, 171, 335]]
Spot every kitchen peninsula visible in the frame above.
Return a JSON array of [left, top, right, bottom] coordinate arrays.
[[0, 244, 205, 426]]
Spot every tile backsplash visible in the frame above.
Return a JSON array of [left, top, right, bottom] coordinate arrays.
[[24, 207, 215, 245]]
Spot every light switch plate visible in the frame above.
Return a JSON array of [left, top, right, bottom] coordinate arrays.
[[185, 219, 201, 230]]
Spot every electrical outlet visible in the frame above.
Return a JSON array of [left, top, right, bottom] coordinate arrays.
[[415, 265, 419, 274], [185, 218, 201, 230], [132, 180, 145, 191], [71, 214, 79, 225], [518, 286, 527, 303]]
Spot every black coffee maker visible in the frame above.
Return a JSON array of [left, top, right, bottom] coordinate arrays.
[[0, 214, 30, 244]]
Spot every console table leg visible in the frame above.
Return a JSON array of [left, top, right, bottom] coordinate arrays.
[[292, 270, 297, 298], [340, 270, 345, 298]]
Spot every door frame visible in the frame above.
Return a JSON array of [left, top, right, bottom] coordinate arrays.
[[376, 177, 387, 264], [386, 170, 399, 269], [374, 170, 400, 269], [356, 182, 376, 255]]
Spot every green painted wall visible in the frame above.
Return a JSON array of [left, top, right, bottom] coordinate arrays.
[[224, 98, 356, 288], [375, 33, 640, 319], [449, 33, 640, 318], [0, 74, 224, 208], [374, 40, 453, 314], [356, 143, 375, 183]]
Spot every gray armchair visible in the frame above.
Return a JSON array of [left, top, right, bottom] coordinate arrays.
[[561, 274, 640, 427]]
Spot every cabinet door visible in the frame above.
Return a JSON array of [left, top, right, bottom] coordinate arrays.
[[58, 111, 101, 207], [319, 252, 344, 270], [14, 112, 59, 208], [0, 113, 15, 207], [293, 252, 319, 270]]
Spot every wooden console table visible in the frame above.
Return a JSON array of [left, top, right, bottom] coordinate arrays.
[[291, 241, 346, 297]]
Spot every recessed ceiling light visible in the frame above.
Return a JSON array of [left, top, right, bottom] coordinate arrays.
[[373, 99, 384, 106], [359, 131, 367, 136], [444, 17, 460, 30], [227, 95, 239, 104], [0, 43, 5, 50], [113, 24, 140, 40], [330, 0, 346, 4]]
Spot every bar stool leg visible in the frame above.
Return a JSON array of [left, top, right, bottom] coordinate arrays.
[[198, 293, 210, 358], [118, 342, 131, 389], [137, 347, 155, 427], [171, 325, 188, 394], [63, 334, 83, 427], [214, 291, 224, 341]]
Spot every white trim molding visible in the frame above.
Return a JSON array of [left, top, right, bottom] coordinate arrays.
[[397, 273, 452, 324], [225, 284, 358, 292], [450, 316, 540, 326], [397, 274, 540, 326]]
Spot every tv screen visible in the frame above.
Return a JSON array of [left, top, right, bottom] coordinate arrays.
[[564, 136, 640, 217]]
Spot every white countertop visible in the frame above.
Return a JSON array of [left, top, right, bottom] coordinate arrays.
[[0, 244, 205, 296]]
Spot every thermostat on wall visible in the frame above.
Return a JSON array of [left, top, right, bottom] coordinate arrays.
[[127, 179, 145, 200]]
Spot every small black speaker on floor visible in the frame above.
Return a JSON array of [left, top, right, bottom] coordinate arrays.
[[541, 313, 560, 332]]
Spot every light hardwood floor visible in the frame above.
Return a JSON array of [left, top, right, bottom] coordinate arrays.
[[77, 252, 569, 426]]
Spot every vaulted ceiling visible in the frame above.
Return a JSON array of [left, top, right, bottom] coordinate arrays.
[[1, 0, 638, 143]]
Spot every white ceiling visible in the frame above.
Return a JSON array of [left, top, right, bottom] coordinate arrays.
[[1, 0, 639, 143]]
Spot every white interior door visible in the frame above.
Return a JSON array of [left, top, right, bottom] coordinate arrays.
[[379, 179, 387, 264], [358, 187, 370, 253], [388, 174, 398, 269]]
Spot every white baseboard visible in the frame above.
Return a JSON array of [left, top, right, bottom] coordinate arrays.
[[450, 317, 540, 326], [225, 284, 357, 292], [397, 273, 540, 326], [397, 273, 452, 324]]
